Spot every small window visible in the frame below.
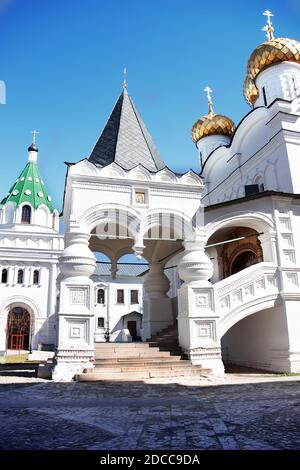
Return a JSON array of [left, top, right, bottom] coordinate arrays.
[[130, 290, 139, 304], [117, 289, 124, 304], [245, 184, 260, 196], [97, 288, 105, 304], [33, 270, 39, 285], [17, 269, 24, 284], [135, 191, 145, 204], [262, 86, 267, 106], [1, 268, 8, 284], [97, 317, 105, 328], [21, 205, 31, 224]]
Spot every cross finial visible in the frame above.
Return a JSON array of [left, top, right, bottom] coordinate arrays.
[[204, 86, 214, 115], [262, 9, 275, 40], [123, 67, 127, 90], [31, 130, 39, 145]]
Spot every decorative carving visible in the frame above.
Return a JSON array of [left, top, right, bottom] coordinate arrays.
[[286, 272, 299, 287], [70, 288, 86, 305], [279, 217, 291, 231], [194, 320, 216, 341]]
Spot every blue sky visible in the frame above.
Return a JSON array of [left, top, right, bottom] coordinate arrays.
[[0, 0, 299, 212]]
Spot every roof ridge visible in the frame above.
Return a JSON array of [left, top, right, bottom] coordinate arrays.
[[127, 94, 159, 170], [88, 89, 165, 172]]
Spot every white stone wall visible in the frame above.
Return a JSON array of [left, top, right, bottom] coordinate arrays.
[[92, 276, 144, 342], [221, 305, 289, 372]]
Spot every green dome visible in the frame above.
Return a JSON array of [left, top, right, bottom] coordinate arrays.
[[0, 161, 55, 213]]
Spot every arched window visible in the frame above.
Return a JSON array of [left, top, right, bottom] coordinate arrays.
[[21, 205, 31, 224], [33, 270, 39, 285], [97, 289, 105, 304], [1, 268, 8, 284], [254, 175, 264, 192], [231, 251, 258, 275], [17, 269, 24, 284]]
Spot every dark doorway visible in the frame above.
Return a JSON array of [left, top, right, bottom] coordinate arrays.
[[127, 321, 137, 337], [7, 307, 31, 350], [231, 251, 258, 275]]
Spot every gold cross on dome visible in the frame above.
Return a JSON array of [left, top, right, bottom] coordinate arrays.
[[204, 86, 214, 115], [262, 9, 275, 40], [123, 67, 127, 90], [31, 130, 39, 145]]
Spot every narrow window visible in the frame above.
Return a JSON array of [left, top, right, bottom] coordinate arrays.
[[117, 289, 124, 304], [97, 317, 105, 328], [21, 205, 31, 224], [292, 77, 299, 96], [97, 288, 105, 304], [17, 269, 24, 284], [262, 86, 267, 106], [130, 290, 139, 304], [33, 270, 39, 285], [1, 268, 8, 284]]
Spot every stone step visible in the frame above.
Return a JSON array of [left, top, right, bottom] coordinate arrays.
[[89, 361, 194, 371], [94, 350, 175, 359], [94, 343, 152, 349], [93, 356, 183, 365], [75, 367, 208, 382], [83, 365, 206, 374]]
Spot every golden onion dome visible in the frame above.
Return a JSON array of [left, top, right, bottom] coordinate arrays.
[[243, 11, 300, 105], [191, 86, 235, 143], [243, 74, 259, 106], [191, 112, 235, 143], [247, 38, 300, 82]]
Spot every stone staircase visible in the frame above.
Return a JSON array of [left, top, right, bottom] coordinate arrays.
[[75, 324, 211, 382]]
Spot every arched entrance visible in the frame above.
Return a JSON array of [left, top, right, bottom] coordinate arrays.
[[230, 250, 258, 275], [7, 307, 31, 350], [206, 226, 263, 281]]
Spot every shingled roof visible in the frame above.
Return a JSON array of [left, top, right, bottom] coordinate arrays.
[[88, 89, 166, 172]]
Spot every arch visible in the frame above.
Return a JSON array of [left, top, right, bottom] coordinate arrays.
[[97, 288, 105, 304], [220, 294, 278, 337], [1, 268, 8, 284], [79, 203, 141, 239], [21, 204, 31, 224], [4, 202, 15, 224], [33, 269, 40, 285], [17, 269, 24, 284], [36, 204, 50, 227], [230, 249, 258, 275], [205, 211, 275, 242], [140, 208, 195, 242], [0, 296, 42, 320], [7, 307, 31, 350]]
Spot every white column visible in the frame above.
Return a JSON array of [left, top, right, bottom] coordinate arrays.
[[177, 235, 224, 376], [142, 262, 174, 340], [52, 232, 96, 381]]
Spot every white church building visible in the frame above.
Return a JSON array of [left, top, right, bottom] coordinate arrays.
[[1, 10, 300, 381]]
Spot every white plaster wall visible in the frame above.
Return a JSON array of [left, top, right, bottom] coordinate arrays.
[[202, 95, 300, 205], [92, 275, 144, 342], [221, 305, 289, 371], [255, 62, 300, 108]]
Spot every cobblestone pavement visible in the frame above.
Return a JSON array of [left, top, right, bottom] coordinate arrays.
[[0, 368, 300, 450]]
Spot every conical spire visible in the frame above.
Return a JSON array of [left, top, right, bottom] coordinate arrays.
[[88, 89, 165, 172], [0, 143, 55, 213]]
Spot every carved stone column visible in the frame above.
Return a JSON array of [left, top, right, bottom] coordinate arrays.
[[177, 236, 224, 376], [52, 232, 96, 381], [142, 262, 174, 340]]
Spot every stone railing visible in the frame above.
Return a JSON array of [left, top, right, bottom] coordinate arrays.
[[215, 262, 279, 317]]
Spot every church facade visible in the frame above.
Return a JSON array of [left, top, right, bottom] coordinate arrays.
[[1, 11, 300, 381]]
